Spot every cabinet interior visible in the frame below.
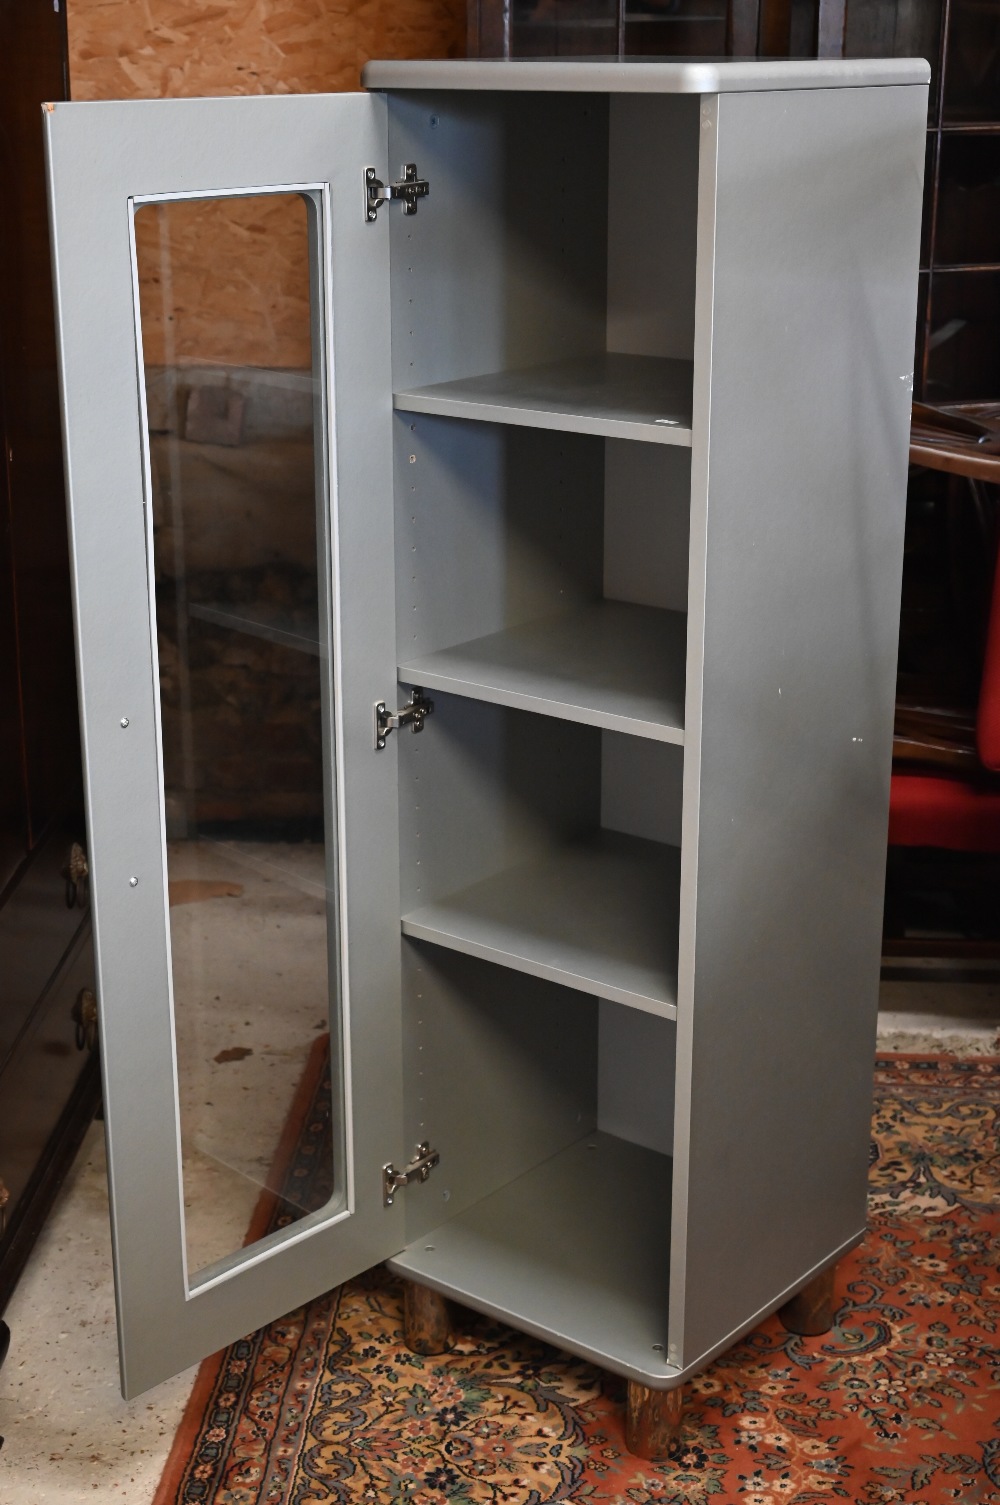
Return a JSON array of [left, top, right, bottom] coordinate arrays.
[[400, 698, 683, 1011], [387, 90, 700, 445], [395, 417, 690, 738], [386, 92, 698, 1373], [393, 944, 678, 1373]]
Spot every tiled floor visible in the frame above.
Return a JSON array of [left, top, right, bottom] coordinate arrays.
[[0, 968, 997, 1504]]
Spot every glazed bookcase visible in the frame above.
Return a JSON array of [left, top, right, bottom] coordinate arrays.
[[43, 57, 927, 1427]]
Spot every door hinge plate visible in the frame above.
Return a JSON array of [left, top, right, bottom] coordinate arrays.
[[383, 1141, 440, 1206], [366, 163, 429, 221], [375, 687, 434, 750]]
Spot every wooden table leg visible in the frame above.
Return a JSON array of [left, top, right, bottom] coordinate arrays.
[[625, 1380, 684, 1461], [403, 1279, 454, 1356], [778, 1264, 837, 1336]]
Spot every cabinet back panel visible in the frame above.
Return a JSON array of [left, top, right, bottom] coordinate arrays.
[[607, 95, 700, 363], [387, 92, 609, 391], [400, 943, 598, 1244], [604, 438, 690, 613], [398, 696, 601, 913], [598, 1000, 675, 1156], [395, 415, 604, 661], [601, 733, 684, 849]]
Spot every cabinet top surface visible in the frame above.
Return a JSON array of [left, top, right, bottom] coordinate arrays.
[[363, 57, 930, 94]]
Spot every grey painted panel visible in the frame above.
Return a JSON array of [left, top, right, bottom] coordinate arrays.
[[387, 93, 608, 391], [366, 58, 930, 94], [601, 735, 685, 848], [396, 354, 693, 445], [604, 441, 691, 613], [400, 944, 598, 1244], [399, 602, 686, 742], [44, 93, 407, 1396], [402, 830, 681, 1017], [397, 696, 601, 914], [394, 416, 604, 663], [607, 96, 699, 363], [597, 1004, 676, 1156], [389, 1132, 676, 1386], [669, 84, 927, 1370]]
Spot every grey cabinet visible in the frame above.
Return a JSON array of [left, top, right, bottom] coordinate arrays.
[[44, 57, 927, 1405]]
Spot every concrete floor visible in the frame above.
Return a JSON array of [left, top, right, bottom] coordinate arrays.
[[877, 959, 1000, 1055], [0, 964, 997, 1504], [0, 837, 332, 1503], [167, 837, 333, 1274]]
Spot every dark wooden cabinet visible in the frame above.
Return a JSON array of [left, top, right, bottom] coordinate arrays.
[[0, 0, 100, 1316]]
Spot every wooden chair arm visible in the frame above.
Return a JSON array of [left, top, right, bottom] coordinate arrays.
[[893, 702, 979, 772]]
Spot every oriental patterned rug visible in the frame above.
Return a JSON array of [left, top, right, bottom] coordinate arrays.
[[153, 1055, 1000, 1505]]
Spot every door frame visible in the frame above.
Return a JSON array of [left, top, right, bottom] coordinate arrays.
[[44, 92, 406, 1396]]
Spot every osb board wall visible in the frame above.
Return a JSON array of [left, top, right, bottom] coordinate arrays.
[[133, 195, 314, 369], [67, 0, 466, 366]]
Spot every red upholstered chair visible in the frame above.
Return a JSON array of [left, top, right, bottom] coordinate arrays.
[[886, 402, 1000, 947], [889, 536, 1000, 853]]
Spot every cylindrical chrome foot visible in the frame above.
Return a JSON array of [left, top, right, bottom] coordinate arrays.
[[403, 1280, 454, 1356], [625, 1380, 684, 1461], [778, 1264, 837, 1336]]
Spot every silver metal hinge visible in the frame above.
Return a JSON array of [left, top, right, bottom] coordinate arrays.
[[375, 687, 434, 750], [365, 163, 429, 221], [383, 1141, 440, 1206]]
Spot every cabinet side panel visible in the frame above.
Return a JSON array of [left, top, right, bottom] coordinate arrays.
[[672, 84, 926, 1370]]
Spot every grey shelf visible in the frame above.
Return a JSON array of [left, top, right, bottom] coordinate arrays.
[[394, 353, 694, 445], [402, 829, 680, 1016], [388, 1131, 676, 1387], [400, 602, 686, 741], [189, 601, 320, 656]]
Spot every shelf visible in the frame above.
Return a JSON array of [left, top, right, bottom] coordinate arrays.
[[388, 1132, 676, 1386], [394, 353, 693, 446], [402, 830, 680, 1016], [400, 602, 686, 741], [189, 601, 320, 656]]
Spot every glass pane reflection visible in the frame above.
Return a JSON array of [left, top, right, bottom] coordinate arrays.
[[936, 134, 1000, 266], [844, 0, 942, 121], [133, 193, 341, 1280], [926, 269, 1000, 402], [511, 0, 619, 56], [943, 0, 1000, 124]]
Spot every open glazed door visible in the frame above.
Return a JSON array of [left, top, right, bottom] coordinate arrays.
[[44, 93, 406, 1396]]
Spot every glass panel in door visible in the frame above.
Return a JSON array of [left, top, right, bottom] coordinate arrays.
[[133, 192, 342, 1279]]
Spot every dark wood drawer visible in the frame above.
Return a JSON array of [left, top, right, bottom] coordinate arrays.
[[0, 919, 94, 1230], [0, 823, 89, 1073]]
